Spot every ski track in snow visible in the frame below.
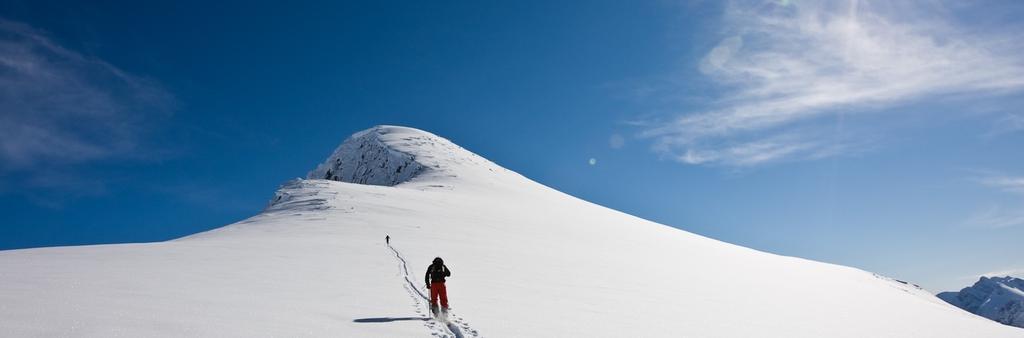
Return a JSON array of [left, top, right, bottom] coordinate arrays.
[[389, 244, 480, 338]]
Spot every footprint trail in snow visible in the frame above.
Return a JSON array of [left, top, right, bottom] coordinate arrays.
[[389, 244, 480, 338]]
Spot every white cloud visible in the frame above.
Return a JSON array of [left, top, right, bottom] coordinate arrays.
[[0, 19, 172, 172], [645, 1, 1024, 166], [980, 268, 1024, 279], [963, 205, 1024, 229], [956, 268, 1024, 285], [963, 172, 1024, 229], [986, 113, 1024, 138], [699, 36, 742, 74], [662, 132, 817, 166], [609, 134, 626, 149], [978, 174, 1024, 194]]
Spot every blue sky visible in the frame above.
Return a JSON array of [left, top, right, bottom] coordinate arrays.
[[1, 0, 1022, 292]]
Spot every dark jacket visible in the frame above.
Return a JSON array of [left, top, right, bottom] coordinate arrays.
[[425, 264, 451, 284]]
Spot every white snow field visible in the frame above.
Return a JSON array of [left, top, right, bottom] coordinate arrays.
[[1, 125, 1022, 337]]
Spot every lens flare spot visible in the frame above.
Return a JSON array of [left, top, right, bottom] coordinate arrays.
[[588, 158, 597, 166]]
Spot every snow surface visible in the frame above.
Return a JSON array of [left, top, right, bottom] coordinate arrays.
[[938, 276, 1024, 328], [306, 125, 511, 187], [2, 125, 1023, 337]]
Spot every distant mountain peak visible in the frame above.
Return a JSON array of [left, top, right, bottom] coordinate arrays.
[[938, 276, 1024, 328], [307, 125, 507, 187]]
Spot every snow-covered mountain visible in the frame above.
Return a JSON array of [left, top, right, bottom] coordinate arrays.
[[938, 276, 1024, 328], [1, 125, 1022, 337], [305, 125, 511, 187]]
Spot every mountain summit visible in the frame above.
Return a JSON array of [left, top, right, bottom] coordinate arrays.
[[307, 125, 513, 187], [939, 276, 1024, 328], [2, 126, 1023, 337]]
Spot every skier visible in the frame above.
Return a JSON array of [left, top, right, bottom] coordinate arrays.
[[385, 235, 390, 245], [425, 257, 451, 316]]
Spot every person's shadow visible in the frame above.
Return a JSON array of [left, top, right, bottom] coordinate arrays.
[[352, 317, 428, 323]]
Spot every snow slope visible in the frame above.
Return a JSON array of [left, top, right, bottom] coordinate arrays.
[[1, 125, 1022, 337], [939, 276, 1024, 328]]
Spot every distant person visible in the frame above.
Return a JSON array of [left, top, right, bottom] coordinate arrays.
[[425, 257, 451, 315], [386, 235, 390, 245]]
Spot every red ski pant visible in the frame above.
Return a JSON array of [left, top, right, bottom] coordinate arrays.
[[430, 282, 448, 308]]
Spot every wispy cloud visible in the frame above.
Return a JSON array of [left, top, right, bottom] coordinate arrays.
[[981, 268, 1024, 279], [961, 172, 1024, 229], [955, 268, 1024, 286], [644, 1, 1024, 166], [963, 205, 1024, 229], [0, 19, 172, 173], [609, 134, 626, 149], [653, 129, 855, 166], [977, 173, 1024, 194], [986, 113, 1024, 138]]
